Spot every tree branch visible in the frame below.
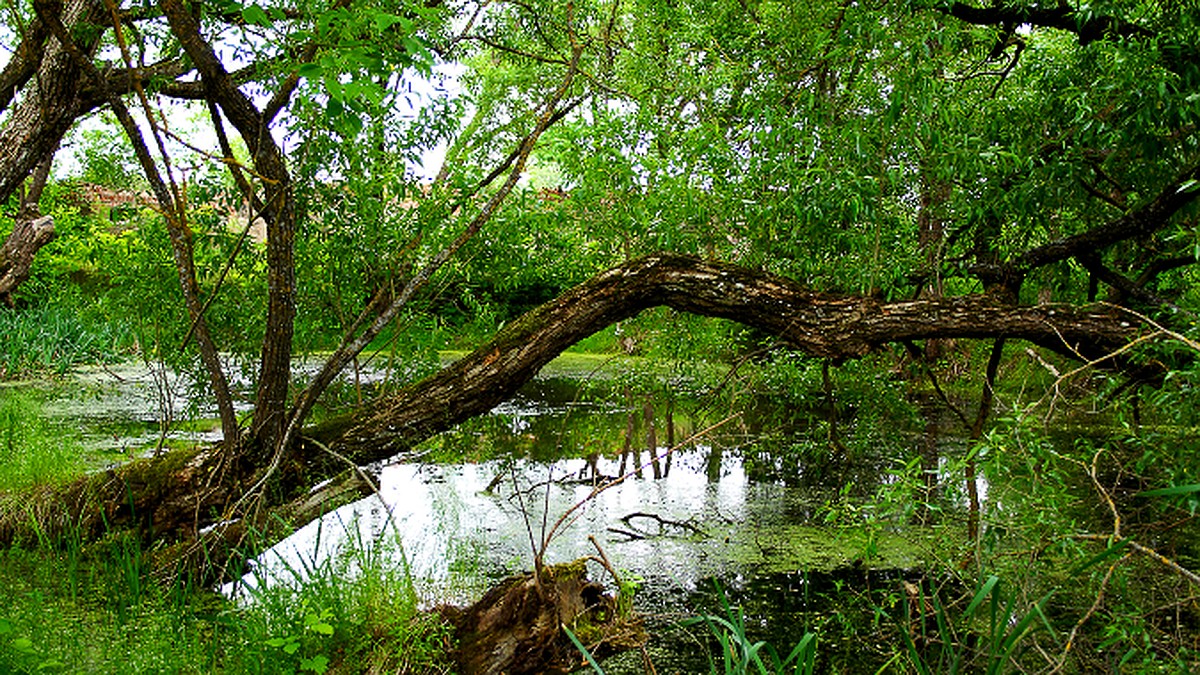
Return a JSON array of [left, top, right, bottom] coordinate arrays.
[[320, 253, 1145, 464], [943, 2, 1153, 46]]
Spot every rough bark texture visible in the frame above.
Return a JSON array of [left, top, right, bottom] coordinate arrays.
[[0, 216, 55, 305], [323, 253, 1141, 464], [160, 0, 298, 450], [440, 559, 643, 675], [0, 0, 106, 203]]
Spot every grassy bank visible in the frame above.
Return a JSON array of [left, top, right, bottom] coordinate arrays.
[[0, 390, 451, 674], [0, 536, 454, 674]]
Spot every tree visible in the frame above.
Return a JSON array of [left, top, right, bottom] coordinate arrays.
[[1, 0, 1198, 579]]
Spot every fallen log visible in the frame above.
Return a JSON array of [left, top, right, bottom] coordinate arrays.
[[323, 253, 1143, 463]]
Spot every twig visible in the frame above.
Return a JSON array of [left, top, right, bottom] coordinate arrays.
[[538, 414, 739, 562], [303, 436, 381, 496], [588, 535, 622, 588], [1050, 554, 1124, 674], [1074, 534, 1200, 588]]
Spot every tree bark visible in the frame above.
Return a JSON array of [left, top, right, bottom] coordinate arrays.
[[320, 253, 1141, 464], [0, 253, 1150, 575], [0, 216, 55, 305], [159, 0, 300, 450], [0, 0, 106, 203], [441, 559, 643, 675]]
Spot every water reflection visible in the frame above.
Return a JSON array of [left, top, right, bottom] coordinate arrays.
[[226, 449, 766, 602]]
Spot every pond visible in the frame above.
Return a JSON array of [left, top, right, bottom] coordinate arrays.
[[41, 355, 964, 673]]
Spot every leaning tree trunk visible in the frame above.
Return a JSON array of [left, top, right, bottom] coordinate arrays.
[[0, 0, 106, 302], [0, 254, 1147, 577], [0, 0, 105, 202], [317, 253, 1141, 466], [0, 216, 55, 305]]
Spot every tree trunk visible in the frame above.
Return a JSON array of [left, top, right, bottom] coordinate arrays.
[[0, 0, 105, 203], [0, 253, 1149, 575], [0, 216, 55, 305], [321, 253, 1141, 465], [440, 559, 643, 675], [159, 0, 299, 451]]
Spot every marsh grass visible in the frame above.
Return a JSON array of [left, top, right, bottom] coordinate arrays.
[[233, 521, 454, 674], [0, 419, 451, 675], [0, 390, 88, 491], [898, 575, 1052, 675], [0, 301, 136, 379], [568, 581, 818, 675], [0, 538, 225, 674], [0, 522, 454, 674]]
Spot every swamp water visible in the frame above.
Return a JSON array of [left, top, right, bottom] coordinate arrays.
[[39, 357, 955, 673]]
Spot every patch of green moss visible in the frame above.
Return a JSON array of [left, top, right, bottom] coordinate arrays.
[[713, 521, 929, 573]]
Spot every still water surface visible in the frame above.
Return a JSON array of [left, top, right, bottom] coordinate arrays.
[[47, 357, 949, 672]]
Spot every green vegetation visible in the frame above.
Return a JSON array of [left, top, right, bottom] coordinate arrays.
[[0, 391, 87, 490], [0, 528, 452, 674], [2, 0, 1200, 670], [0, 398, 452, 674], [0, 301, 135, 379], [569, 582, 818, 675]]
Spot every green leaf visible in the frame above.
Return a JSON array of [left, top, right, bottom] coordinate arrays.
[[300, 655, 330, 673], [964, 575, 999, 617], [241, 4, 271, 27], [370, 11, 411, 33], [562, 625, 605, 674], [283, 641, 301, 655], [1072, 538, 1132, 574], [1138, 483, 1200, 498], [12, 636, 34, 653], [336, 112, 364, 137]]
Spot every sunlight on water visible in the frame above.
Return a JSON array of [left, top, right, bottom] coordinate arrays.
[[223, 448, 762, 603]]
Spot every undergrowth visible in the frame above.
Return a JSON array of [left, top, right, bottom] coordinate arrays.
[[0, 529, 454, 674], [0, 391, 88, 491]]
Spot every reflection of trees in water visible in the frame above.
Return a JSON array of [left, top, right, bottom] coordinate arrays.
[[433, 372, 931, 508]]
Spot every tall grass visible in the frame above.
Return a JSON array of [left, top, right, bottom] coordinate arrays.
[[231, 522, 454, 674], [568, 581, 818, 675], [0, 302, 136, 379], [898, 575, 1053, 675], [0, 519, 453, 674], [0, 391, 87, 490]]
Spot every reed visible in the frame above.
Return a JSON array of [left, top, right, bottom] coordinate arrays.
[[898, 575, 1053, 675], [0, 510, 453, 673], [568, 581, 818, 675], [0, 302, 135, 379]]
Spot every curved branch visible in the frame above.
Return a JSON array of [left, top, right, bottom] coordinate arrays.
[[971, 164, 1200, 291], [1016, 165, 1200, 272], [0, 14, 50, 115], [324, 253, 1143, 463], [943, 2, 1153, 46]]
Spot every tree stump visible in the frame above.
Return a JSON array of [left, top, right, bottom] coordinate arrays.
[[442, 559, 645, 675]]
